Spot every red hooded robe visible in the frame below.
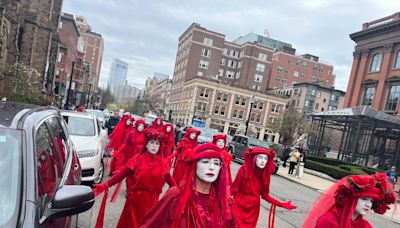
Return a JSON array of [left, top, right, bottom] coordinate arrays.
[[212, 134, 233, 185], [171, 127, 200, 184], [151, 117, 164, 131], [161, 123, 175, 158], [230, 147, 296, 228]]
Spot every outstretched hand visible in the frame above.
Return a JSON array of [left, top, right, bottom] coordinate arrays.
[[281, 200, 297, 210], [93, 183, 109, 197]]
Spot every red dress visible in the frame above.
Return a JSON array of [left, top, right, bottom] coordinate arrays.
[[139, 186, 227, 228], [172, 137, 197, 184], [109, 126, 133, 175], [101, 152, 175, 228], [230, 166, 285, 228], [316, 206, 373, 228]]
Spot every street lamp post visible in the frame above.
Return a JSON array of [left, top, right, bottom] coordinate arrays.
[[191, 102, 196, 125], [245, 96, 256, 136], [64, 61, 75, 110]]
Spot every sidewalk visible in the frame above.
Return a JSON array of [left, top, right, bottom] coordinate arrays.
[[276, 165, 400, 223]]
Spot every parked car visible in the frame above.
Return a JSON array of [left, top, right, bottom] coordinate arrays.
[[85, 109, 105, 126], [228, 134, 281, 173], [0, 102, 94, 227], [196, 127, 219, 144], [61, 111, 108, 184]]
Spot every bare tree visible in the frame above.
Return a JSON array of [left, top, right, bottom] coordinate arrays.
[[99, 88, 114, 106]]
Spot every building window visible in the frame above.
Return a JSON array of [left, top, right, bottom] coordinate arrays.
[[385, 85, 400, 111], [296, 60, 301, 66], [369, 53, 383, 72], [241, 98, 246, 106], [293, 71, 299, 77], [201, 48, 211, 57], [214, 106, 220, 114], [235, 71, 241, 79], [319, 66, 324, 72], [271, 104, 279, 113], [256, 63, 265, 72], [254, 74, 263, 82], [305, 100, 310, 107], [235, 96, 240, 104], [232, 110, 238, 118], [258, 53, 268, 61], [331, 95, 336, 101], [237, 61, 242, 68], [227, 60, 237, 68], [218, 69, 224, 76], [223, 48, 228, 55], [220, 58, 225, 66], [223, 94, 228, 102], [300, 73, 305, 78], [317, 92, 321, 98], [203, 37, 213, 46], [302, 62, 308, 68], [226, 71, 235, 79], [216, 92, 222, 101], [256, 114, 261, 123], [197, 71, 203, 76], [315, 103, 319, 110], [258, 102, 263, 110], [220, 107, 226, 116], [199, 88, 209, 98], [362, 87, 375, 106], [252, 85, 261, 91], [395, 50, 400, 69], [199, 60, 209, 69], [238, 111, 244, 119]]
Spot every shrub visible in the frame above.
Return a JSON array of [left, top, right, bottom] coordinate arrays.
[[305, 160, 351, 179]]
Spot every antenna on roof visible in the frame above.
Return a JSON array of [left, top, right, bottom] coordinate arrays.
[[264, 29, 270, 38]]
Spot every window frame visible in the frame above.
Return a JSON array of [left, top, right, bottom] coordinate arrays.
[[369, 53, 383, 72]]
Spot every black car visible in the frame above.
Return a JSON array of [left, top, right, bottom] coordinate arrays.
[[228, 134, 281, 173], [0, 102, 94, 228]]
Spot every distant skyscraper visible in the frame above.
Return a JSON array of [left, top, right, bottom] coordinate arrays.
[[107, 58, 128, 93]]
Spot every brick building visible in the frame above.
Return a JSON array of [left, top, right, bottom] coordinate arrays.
[[0, 0, 63, 96], [269, 52, 335, 89], [75, 16, 104, 90], [344, 12, 400, 115]]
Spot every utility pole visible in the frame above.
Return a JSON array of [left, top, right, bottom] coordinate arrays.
[[64, 61, 75, 110]]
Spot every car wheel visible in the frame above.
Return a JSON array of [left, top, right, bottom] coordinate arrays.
[[93, 160, 104, 184]]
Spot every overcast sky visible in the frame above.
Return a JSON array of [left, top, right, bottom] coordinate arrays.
[[63, 0, 400, 91]]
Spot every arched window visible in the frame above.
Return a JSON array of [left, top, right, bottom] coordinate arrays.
[[369, 53, 382, 72], [394, 50, 400, 69]]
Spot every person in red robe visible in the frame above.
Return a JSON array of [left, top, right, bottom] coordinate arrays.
[[230, 147, 296, 228], [108, 114, 134, 176], [93, 128, 176, 228], [303, 173, 397, 228], [161, 123, 175, 158], [212, 133, 233, 185], [171, 127, 201, 184], [151, 117, 164, 131], [139, 143, 235, 227]]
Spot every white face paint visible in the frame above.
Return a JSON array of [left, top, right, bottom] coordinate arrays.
[[166, 126, 172, 132], [157, 119, 161, 125], [126, 119, 131, 126], [146, 139, 160, 155], [355, 197, 373, 216], [256, 154, 268, 169], [189, 132, 197, 140], [216, 139, 225, 149], [196, 158, 221, 183], [137, 124, 144, 132]]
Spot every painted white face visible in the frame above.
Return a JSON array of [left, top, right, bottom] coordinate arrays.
[[355, 197, 373, 216], [146, 139, 160, 155], [256, 154, 268, 169], [166, 126, 172, 132], [216, 139, 225, 149], [190, 132, 197, 140], [126, 119, 131, 126], [157, 119, 161, 125], [137, 124, 144, 132], [196, 158, 221, 183]]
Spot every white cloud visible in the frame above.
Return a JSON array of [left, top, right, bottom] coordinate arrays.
[[63, 0, 400, 91]]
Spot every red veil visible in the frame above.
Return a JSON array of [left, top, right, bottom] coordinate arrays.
[[106, 114, 133, 151]]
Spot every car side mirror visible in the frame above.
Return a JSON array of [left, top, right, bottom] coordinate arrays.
[[40, 185, 94, 224]]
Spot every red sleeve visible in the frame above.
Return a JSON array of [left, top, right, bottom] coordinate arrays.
[[139, 187, 180, 228], [230, 167, 244, 196], [165, 173, 176, 187], [106, 167, 133, 187]]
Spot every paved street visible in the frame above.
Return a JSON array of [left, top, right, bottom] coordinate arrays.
[[78, 158, 400, 227]]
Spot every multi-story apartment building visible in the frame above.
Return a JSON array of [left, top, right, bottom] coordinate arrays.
[[344, 12, 400, 115], [172, 77, 287, 141], [152, 77, 172, 112], [278, 83, 345, 113], [75, 16, 104, 89], [113, 84, 140, 103], [107, 58, 128, 93], [269, 52, 335, 89]]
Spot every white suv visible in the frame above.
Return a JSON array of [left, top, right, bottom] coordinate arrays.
[[61, 111, 108, 184]]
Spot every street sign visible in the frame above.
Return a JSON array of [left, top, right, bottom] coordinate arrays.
[[192, 120, 205, 128]]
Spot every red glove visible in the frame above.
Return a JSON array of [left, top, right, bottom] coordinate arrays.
[[93, 182, 109, 197], [280, 200, 297, 210]]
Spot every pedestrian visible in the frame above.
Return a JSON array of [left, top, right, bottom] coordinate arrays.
[[288, 147, 300, 175], [303, 173, 397, 228], [93, 128, 176, 228], [139, 143, 235, 227], [174, 123, 183, 145], [212, 133, 233, 185], [170, 127, 201, 184], [151, 117, 164, 131], [230, 147, 296, 228], [105, 112, 120, 135], [282, 146, 291, 167], [386, 166, 398, 188]]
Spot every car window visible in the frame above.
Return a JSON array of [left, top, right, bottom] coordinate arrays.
[[241, 138, 248, 145], [35, 123, 62, 212], [232, 136, 239, 142], [0, 128, 22, 227], [46, 117, 69, 169], [63, 116, 95, 136], [96, 119, 101, 135]]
